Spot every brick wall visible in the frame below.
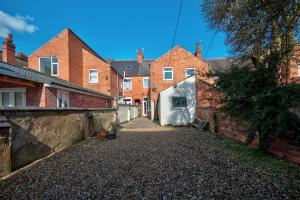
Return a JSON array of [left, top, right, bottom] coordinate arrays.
[[123, 75, 150, 113], [110, 68, 123, 98], [28, 28, 115, 96], [195, 77, 300, 164], [28, 29, 70, 81], [0, 80, 43, 107], [150, 46, 209, 103], [69, 92, 111, 108]]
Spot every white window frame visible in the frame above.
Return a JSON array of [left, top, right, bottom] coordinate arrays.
[[297, 63, 300, 76], [123, 78, 132, 90], [123, 97, 132, 105], [143, 77, 150, 88], [185, 68, 195, 78], [39, 56, 59, 76], [0, 88, 26, 107], [57, 90, 69, 108], [163, 67, 173, 80], [89, 69, 99, 84]]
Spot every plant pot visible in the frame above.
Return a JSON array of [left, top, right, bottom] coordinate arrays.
[[108, 133, 116, 140], [98, 131, 108, 139]]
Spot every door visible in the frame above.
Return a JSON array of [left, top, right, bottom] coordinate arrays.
[[142, 97, 148, 116]]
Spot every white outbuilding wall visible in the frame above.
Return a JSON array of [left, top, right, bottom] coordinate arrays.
[[158, 76, 196, 126]]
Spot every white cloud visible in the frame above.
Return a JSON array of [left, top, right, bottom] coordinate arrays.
[[0, 10, 38, 37]]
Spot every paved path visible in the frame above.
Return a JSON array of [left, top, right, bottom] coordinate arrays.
[[121, 117, 160, 129], [1, 119, 299, 199]]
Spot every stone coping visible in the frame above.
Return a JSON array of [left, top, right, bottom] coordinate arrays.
[[0, 107, 117, 112]]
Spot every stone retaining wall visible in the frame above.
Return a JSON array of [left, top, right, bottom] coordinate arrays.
[[0, 108, 117, 170]]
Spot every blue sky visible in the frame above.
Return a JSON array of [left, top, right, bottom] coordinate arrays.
[[0, 0, 229, 60]]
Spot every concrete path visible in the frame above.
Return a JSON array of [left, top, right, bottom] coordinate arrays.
[[121, 117, 161, 129], [1, 123, 299, 199]]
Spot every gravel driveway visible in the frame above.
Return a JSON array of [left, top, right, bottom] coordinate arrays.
[[1, 120, 299, 199]]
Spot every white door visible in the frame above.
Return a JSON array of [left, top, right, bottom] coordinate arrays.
[[142, 97, 148, 116]]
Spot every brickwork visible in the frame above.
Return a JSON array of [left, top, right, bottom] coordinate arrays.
[[195, 77, 300, 164], [28, 29, 118, 97], [150, 46, 209, 103], [28, 29, 70, 81], [110, 68, 123, 98], [69, 92, 110, 108], [123, 76, 150, 113]]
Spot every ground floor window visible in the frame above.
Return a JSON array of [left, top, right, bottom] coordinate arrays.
[[57, 90, 69, 108], [0, 88, 26, 107], [172, 96, 187, 108], [123, 97, 132, 105]]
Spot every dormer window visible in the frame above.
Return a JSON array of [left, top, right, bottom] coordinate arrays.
[[39, 57, 58, 76], [126, 65, 132, 69]]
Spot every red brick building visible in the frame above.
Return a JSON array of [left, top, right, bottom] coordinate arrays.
[[28, 28, 123, 99], [0, 34, 113, 109], [150, 44, 209, 119], [109, 50, 151, 116]]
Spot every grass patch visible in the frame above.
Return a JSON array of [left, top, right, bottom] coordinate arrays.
[[216, 136, 300, 185]]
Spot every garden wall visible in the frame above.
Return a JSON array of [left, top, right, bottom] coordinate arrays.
[[0, 108, 117, 171], [196, 78, 300, 164]]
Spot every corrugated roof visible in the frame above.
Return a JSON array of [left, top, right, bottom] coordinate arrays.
[[0, 61, 113, 99], [109, 59, 152, 77]]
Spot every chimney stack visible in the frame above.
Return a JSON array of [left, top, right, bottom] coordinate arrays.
[[195, 42, 202, 59], [16, 52, 28, 62], [137, 49, 143, 63], [2, 34, 16, 65]]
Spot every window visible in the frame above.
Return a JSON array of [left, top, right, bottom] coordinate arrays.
[[0, 88, 26, 107], [39, 57, 58, 76], [298, 63, 300, 76], [163, 67, 173, 80], [89, 69, 98, 83], [143, 77, 150, 88], [172, 97, 187, 108], [123, 97, 132, 105], [123, 78, 132, 90], [185, 68, 195, 78], [126, 65, 132, 69], [57, 90, 69, 108]]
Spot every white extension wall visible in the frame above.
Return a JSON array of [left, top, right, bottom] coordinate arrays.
[[158, 76, 196, 126]]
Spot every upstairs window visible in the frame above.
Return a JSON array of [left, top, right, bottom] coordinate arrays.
[[172, 97, 187, 108], [57, 90, 69, 108], [89, 69, 98, 83], [185, 68, 195, 78], [163, 67, 173, 80], [143, 77, 150, 88], [0, 88, 26, 107], [39, 57, 58, 76], [123, 78, 132, 90]]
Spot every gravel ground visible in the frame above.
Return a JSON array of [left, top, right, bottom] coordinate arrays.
[[1, 125, 299, 199]]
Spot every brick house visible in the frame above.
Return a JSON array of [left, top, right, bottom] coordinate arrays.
[[150, 44, 209, 119], [0, 34, 113, 108], [28, 28, 123, 100], [109, 50, 152, 116]]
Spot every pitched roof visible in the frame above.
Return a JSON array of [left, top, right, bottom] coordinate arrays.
[[30, 28, 108, 64], [0, 61, 113, 99], [0, 51, 28, 67], [109, 59, 153, 77], [205, 58, 234, 72]]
